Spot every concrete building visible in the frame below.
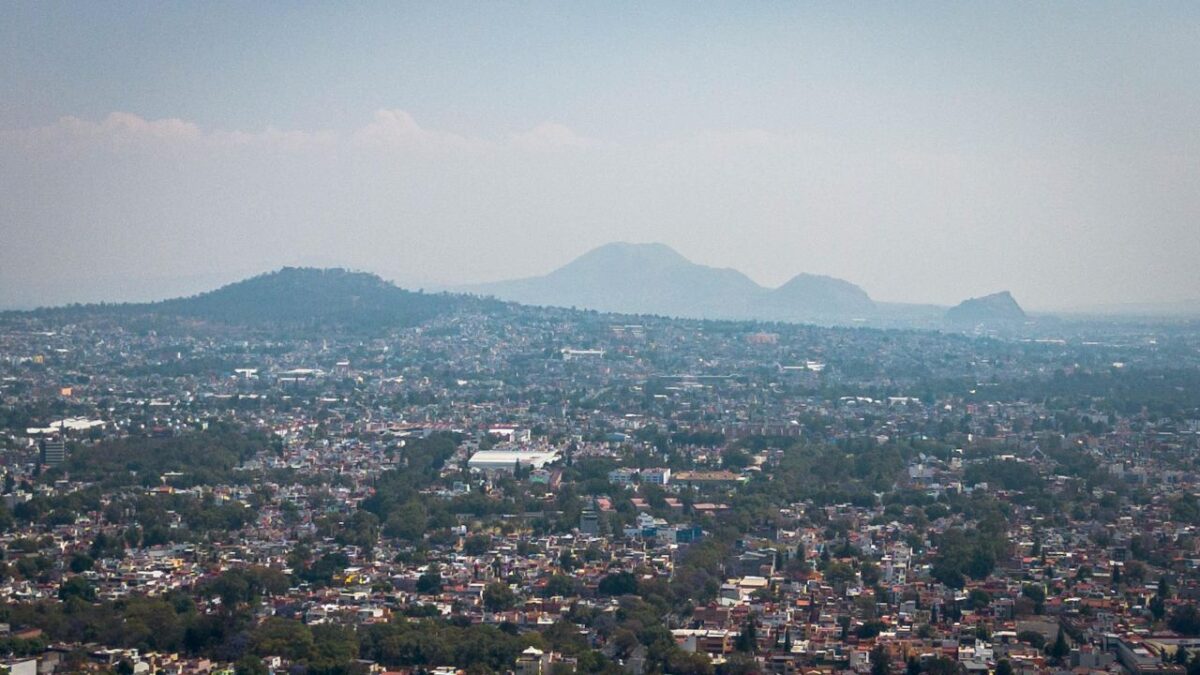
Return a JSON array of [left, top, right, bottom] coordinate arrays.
[[467, 449, 561, 473], [40, 437, 65, 467]]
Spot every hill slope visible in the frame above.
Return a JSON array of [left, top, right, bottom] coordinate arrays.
[[474, 242, 765, 318], [471, 242, 876, 323], [945, 291, 1027, 324], [15, 268, 480, 329], [753, 273, 877, 321]]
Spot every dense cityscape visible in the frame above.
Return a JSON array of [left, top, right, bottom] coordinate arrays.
[[1, 269, 1199, 675]]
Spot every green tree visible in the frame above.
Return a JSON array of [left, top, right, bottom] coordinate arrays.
[[717, 653, 758, 675], [1151, 594, 1167, 622], [1048, 626, 1070, 663], [310, 624, 359, 670], [597, 571, 638, 596], [58, 576, 95, 602], [924, 656, 959, 675], [1169, 605, 1200, 636], [1017, 630, 1046, 650], [417, 564, 443, 594], [870, 644, 891, 675], [68, 553, 94, 573], [1189, 651, 1200, 675], [337, 510, 380, 551], [734, 617, 757, 654], [483, 582, 516, 612], [967, 588, 991, 610], [384, 500, 429, 541], [1021, 583, 1046, 614], [234, 656, 269, 675], [463, 534, 491, 556], [252, 618, 314, 661], [861, 560, 881, 586], [542, 574, 577, 598]]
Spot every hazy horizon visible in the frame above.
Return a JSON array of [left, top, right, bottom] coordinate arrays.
[[3, 2, 1199, 312]]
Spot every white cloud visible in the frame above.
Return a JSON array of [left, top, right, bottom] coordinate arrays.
[[2, 109, 596, 155], [1, 112, 202, 151], [350, 109, 484, 152]]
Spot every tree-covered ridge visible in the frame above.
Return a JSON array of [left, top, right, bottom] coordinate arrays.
[[153, 267, 486, 328], [4, 267, 500, 330]]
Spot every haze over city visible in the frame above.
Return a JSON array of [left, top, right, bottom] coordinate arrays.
[[3, 2, 1199, 311], [9, 5, 1200, 675]]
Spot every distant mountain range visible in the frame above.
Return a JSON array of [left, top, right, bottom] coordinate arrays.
[[466, 242, 878, 323], [466, 242, 1024, 327], [7, 247, 1031, 331]]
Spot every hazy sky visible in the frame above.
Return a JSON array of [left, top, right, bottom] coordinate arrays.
[[2, 2, 1198, 310]]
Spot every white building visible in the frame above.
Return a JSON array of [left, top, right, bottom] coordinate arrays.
[[468, 449, 561, 473], [561, 348, 605, 361]]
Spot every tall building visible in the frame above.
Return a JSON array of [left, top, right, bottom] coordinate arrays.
[[579, 510, 600, 536], [40, 437, 65, 467]]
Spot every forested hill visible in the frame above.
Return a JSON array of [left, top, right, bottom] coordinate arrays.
[[8, 268, 498, 329], [154, 268, 489, 327]]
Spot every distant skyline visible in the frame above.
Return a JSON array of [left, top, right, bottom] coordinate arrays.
[[2, 2, 1199, 311]]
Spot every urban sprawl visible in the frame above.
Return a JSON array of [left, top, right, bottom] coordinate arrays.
[[2, 283, 1200, 675]]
